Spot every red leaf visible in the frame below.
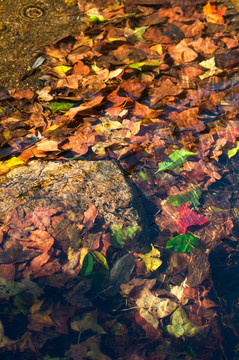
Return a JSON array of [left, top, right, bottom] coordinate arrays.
[[177, 203, 209, 234]]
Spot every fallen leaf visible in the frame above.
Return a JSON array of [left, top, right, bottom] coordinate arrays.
[[203, 1, 226, 24], [166, 306, 200, 338], [177, 203, 209, 234], [137, 244, 162, 272], [71, 311, 106, 334], [171, 39, 198, 64], [166, 234, 199, 253]]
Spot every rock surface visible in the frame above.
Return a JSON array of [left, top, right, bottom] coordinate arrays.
[[0, 159, 145, 252]]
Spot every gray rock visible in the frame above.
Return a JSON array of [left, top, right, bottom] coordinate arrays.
[[0, 159, 145, 251]]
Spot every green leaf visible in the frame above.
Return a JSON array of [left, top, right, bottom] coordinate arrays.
[[14, 292, 34, 315], [155, 149, 197, 174], [81, 253, 94, 276], [166, 306, 200, 338], [166, 234, 199, 253], [166, 186, 201, 208], [111, 224, 125, 248], [49, 102, 73, 113], [126, 226, 141, 239], [93, 251, 109, 270], [128, 60, 162, 71]]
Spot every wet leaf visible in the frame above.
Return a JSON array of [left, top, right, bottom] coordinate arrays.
[[166, 186, 202, 208], [106, 253, 135, 296], [49, 102, 73, 113], [126, 226, 141, 239], [0, 156, 25, 175], [177, 203, 209, 234], [81, 253, 94, 276], [54, 65, 72, 77], [137, 244, 162, 272], [71, 312, 106, 334], [128, 60, 162, 71], [93, 251, 109, 271], [166, 306, 200, 338], [166, 234, 199, 253], [111, 224, 125, 248], [155, 150, 197, 173], [227, 141, 239, 158], [199, 57, 223, 79], [203, 2, 226, 24]]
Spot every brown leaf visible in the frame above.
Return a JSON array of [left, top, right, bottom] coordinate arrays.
[[170, 39, 198, 64], [68, 95, 104, 119], [82, 203, 99, 231], [27, 230, 55, 253]]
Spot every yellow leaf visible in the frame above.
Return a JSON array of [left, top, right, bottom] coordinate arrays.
[[150, 44, 163, 55], [79, 248, 89, 268], [30, 299, 44, 314], [93, 251, 109, 270], [54, 65, 72, 77], [138, 244, 162, 272], [0, 157, 25, 175], [199, 57, 223, 79], [94, 120, 123, 135], [45, 124, 61, 133], [67, 247, 74, 261], [228, 141, 239, 158]]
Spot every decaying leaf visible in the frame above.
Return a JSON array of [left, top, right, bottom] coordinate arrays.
[[166, 306, 201, 338], [71, 311, 106, 335]]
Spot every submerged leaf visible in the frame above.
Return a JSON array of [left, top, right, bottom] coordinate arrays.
[[166, 306, 200, 338], [129, 60, 162, 71], [166, 186, 202, 208], [155, 150, 197, 173], [81, 253, 94, 276], [93, 251, 109, 271], [166, 234, 199, 253], [111, 224, 125, 248], [71, 312, 106, 335], [49, 102, 73, 113], [227, 141, 239, 158], [138, 245, 162, 272]]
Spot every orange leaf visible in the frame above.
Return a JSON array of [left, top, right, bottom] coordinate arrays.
[[203, 2, 226, 24]]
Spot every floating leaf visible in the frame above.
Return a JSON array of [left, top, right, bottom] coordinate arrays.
[[129, 60, 162, 71], [166, 234, 199, 253], [166, 306, 200, 338], [138, 244, 162, 272], [227, 141, 239, 158], [93, 251, 109, 271], [81, 253, 94, 276], [49, 102, 73, 113], [166, 186, 201, 208], [155, 150, 197, 173]]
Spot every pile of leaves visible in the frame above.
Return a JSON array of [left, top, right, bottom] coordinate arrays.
[[0, 0, 239, 358]]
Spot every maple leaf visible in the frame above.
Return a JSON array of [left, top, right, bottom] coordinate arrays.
[[203, 2, 226, 25], [177, 203, 209, 234]]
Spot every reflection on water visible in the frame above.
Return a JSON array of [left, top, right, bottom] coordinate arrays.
[[0, 0, 80, 88]]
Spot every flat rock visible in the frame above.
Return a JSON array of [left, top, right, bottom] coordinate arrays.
[[0, 159, 145, 252]]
